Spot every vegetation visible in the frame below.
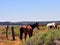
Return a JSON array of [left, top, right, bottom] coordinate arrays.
[[23, 29, 60, 45], [0, 25, 60, 45]]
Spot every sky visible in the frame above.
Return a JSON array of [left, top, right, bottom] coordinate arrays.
[[0, 0, 60, 22]]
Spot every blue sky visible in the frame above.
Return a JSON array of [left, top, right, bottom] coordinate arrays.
[[0, 0, 60, 22]]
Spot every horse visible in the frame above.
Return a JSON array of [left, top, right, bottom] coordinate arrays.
[[19, 22, 39, 40], [46, 22, 57, 30]]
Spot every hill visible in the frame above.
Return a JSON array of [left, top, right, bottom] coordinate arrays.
[[0, 21, 60, 25]]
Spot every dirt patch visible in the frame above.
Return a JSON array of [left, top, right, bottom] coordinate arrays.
[[0, 35, 23, 45]]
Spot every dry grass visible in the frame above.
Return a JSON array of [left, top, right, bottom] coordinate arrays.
[[0, 25, 60, 45]]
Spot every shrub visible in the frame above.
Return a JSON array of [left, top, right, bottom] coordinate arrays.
[[23, 29, 60, 45]]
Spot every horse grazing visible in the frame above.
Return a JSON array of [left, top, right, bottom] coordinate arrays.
[[19, 22, 39, 40], [47, 22, 57, 29]]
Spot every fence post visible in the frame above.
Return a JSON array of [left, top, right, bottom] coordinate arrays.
[[6, 25, 9, 39], [11, 26, 15, 41]]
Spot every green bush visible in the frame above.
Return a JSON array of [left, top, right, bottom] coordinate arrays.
[[23, 29, 60, 45]]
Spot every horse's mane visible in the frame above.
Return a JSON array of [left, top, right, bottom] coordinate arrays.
[[29, 23, 38, 29]]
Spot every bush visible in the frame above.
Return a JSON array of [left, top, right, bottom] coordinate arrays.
[[23, 29, 60, 45]]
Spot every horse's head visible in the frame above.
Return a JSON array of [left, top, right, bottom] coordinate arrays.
[[35, 22, 40, 30]]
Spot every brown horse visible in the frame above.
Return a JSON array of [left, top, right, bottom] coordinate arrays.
[[19, 22, 39, 40]]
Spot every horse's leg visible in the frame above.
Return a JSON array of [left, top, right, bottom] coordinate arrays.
[[20, 32, 23, 40], [20, 28, 23, 40], [25, 33, 27, 40], [31, 30, 33, 37], [29, 33, 31, 37], [55, 25, 57, 29], [29, 29, 33, 37]]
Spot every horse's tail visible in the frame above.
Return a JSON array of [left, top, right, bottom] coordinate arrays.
[[20, 27, 23, 40]]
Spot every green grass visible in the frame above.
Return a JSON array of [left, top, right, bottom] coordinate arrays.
[[24, 29, 60, 45]]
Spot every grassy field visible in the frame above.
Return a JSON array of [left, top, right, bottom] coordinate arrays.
[[0, 25, 60, 45]]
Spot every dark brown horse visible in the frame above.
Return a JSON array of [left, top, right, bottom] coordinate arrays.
[[19, 22, 39, 40]]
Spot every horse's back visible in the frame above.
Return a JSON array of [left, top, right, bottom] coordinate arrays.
[[27, 25, 32, 30], [22, 26, 27, 28], [47, 23, 56, 27], [47, 23, 53, 27], [21, 25, 32, 30]]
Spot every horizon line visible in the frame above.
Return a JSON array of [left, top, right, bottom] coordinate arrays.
[[0, 20, 60, 22]]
